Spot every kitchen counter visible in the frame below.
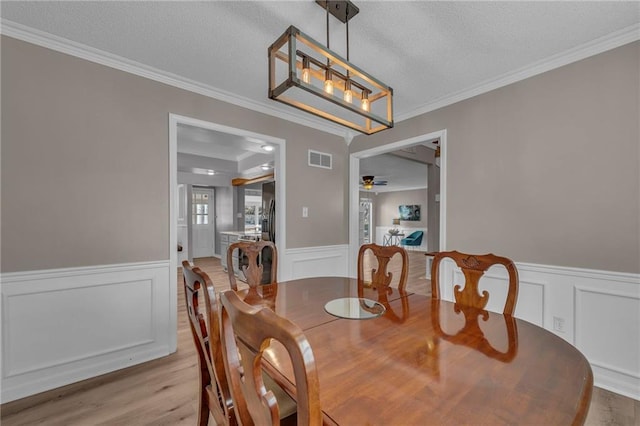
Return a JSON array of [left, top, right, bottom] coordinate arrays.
[[220, 231, 262, 273], [220, 231, 261, 238]]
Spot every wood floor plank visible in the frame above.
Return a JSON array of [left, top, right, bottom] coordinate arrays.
[[1, 253, 636, 425]]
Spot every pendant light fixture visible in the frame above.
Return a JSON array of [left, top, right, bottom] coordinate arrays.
[[268, 0, 394, 135]]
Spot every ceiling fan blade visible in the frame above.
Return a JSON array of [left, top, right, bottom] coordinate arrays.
[[374, 181, 388, 185]]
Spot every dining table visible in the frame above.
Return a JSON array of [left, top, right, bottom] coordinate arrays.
[[237, 276, 593, 425]]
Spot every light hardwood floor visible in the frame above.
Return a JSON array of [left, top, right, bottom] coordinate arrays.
[[2, 253, 638, 425]]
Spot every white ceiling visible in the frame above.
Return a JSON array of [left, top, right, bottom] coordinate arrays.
[[2, 1, 638, 138], [177, 124, 275, 178], [360, 153, 429, 193], [2, 1, 638, 190]]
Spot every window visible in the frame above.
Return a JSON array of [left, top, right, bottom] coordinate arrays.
[[192, 192, 209, 225], [244, 190, 262, 232]]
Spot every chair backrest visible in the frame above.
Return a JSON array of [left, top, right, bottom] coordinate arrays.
[[408, 230, 423, 239], [403, 231, 423, 246], [430, 251, 519, 315], [357, 243, 409, 292], [219, 290, 322, 426], [182, 261, 236, 426], [412, 231, 424, 243], [227, 240, 278, 291]]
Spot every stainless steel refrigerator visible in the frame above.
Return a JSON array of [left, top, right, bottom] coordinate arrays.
[[260, 181, 276, 283], [261, 181, 276, 243]]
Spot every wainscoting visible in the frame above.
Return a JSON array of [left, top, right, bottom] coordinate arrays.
[[1, 261, 172, 403], [436, 258, 640, 400], [2, 248, 638, 403], [281, 245, 350, 281]]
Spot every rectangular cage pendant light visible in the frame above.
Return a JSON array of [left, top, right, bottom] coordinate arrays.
[[268, 25, 394, 135]]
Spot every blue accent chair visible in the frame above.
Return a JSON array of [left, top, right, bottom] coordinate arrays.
[[401, 231, 423, 248]]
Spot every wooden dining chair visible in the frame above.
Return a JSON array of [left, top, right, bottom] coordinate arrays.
[[182, 261, 236, 426], [430, 251, 519, 316], [227, 240, 278, 290], [219, 290, 322, 426], [183, 261, 295, 425], [357, 243, 409, 292]]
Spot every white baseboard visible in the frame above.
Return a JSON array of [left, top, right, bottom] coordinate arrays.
[[436, 260, 640, 400], [281, 245, 350, 281], [1, 261, 173, 403]]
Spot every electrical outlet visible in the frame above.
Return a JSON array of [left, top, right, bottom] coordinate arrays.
[[302, 207, 308, 218], [553, 316, 565, 333]]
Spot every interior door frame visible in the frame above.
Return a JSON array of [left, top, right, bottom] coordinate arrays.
[[168, 113, 286, 352], [348, 129, 447, 277]]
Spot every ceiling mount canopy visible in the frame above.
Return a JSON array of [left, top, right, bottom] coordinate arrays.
[[268, 0, 394, 135]]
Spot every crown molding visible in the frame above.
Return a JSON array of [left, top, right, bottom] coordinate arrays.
[[0, 19, 352, 139], [396, 23, 640, 122], [3, 19, 638, 141]]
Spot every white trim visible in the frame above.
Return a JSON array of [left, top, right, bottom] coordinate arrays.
[[3, 19, 637, 139], [168, 117, 178, 353], [349, 130, 447, 277], [169, 114, 287, 281], [282, 245, 350, 281], [396, 23, 640, 122], [1, 261, 171, 403], [1, 19, 348, 139], [518, 262, 640, 283], [0, 260, 170, 281], [573, 283, 640, 400]]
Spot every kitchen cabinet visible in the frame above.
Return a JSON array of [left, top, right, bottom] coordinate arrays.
[[220, 232, 240, 274]]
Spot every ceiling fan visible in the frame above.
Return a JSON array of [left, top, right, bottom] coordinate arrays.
[[361, 175, 388, 190]]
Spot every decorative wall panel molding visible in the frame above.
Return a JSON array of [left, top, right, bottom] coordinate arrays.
[[1, 261, 172, 403], [282, 245, 350, 281], [575, 285, 640, 400]]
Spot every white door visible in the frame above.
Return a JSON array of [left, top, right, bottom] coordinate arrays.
[[192, 187, 215, 258]]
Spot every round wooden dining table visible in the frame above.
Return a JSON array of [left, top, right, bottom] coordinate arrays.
[[240, 276, 593, 425]]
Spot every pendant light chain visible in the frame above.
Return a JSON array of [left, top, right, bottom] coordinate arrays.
[[346, 4, 350, 63], [326, 3, 330, 60]]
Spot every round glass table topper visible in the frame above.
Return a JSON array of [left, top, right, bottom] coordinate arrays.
[[324, 297, 386, 319]]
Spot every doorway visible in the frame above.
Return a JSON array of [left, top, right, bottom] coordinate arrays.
[[168, 113, 287, 352], [348, 130, 447, 277]]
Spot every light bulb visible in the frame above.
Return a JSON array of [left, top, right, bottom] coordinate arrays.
[[361, 97, 370, 112], [343, 80, 353, 103], [324, 69, 334, 95], [301, 57, 311, 84], [361, 91, 370, 111], [324, 80, 334, 95]]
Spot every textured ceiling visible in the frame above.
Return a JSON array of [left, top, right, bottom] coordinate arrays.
[[2, 1, 638, 190], [2, 1, 639, 137], [360, 153, 429, 193]]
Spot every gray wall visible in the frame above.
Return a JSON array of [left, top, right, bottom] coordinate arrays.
[[351, 41, 640, 273], [374, 189, 428, 229], [1, 36, 348, 272]]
